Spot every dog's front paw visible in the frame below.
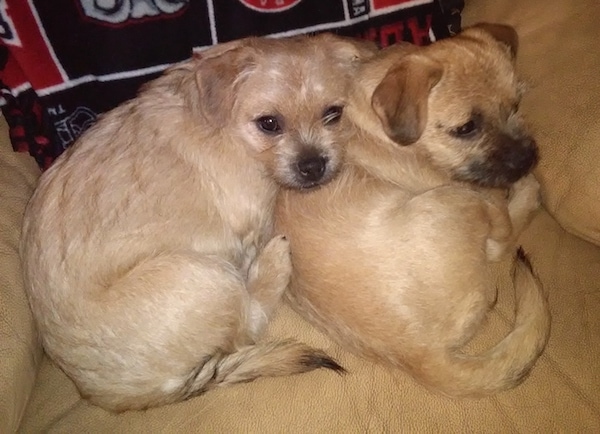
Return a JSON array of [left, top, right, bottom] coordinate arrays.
[[509, 174, 541, 214], [246, 235, 292, 305], [508, 174, 541, 220], [260, 234, 292, 275], [504, 174, 542, 242]]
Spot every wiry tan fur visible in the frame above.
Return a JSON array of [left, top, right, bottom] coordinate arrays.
[[20, 34, 376, 411], [276, 24, 551, 397]]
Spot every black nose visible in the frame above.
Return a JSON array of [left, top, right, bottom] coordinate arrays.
[[297, 156, 327, 182], [506, 138, 539, 172]]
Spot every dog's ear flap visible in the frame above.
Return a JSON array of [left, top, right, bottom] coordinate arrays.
[[189, 41, 257, 127], [371, 55, 442, 145], [466, 23, 519, 59]]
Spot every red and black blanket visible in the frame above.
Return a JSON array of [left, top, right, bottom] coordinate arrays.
[[0, 0, 462, 169]]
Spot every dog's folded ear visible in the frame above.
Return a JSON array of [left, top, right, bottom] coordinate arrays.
[[371, 54, 442, 145], [464, 23, 519, 59], [189, 41, 259, 128]]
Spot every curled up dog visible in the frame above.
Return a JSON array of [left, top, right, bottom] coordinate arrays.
[[277, 24, 551, 397], [20, 34, 376, 411]]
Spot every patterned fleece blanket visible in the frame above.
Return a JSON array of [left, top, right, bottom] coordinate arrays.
[[0, 0, 462, 169]]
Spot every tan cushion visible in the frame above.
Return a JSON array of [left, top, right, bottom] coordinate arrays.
[[0, 117, 42, 432], [463, 0, 600, 245]]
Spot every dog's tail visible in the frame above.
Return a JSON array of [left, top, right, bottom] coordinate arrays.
[[415, 247, 551, 397], [178, 340, 344, 400]]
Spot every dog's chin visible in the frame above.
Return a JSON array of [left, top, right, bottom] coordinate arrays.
[[279, 170, 338, 192], [453, 162, 534, 189]]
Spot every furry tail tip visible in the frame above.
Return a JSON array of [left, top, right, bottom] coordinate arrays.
[[301, 351, 346, 375], [515, 246, 533, 270]]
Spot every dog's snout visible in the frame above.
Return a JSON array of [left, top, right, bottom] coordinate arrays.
[[297, 156, 327, 182], [506, 138, 538, 172], [457, 135, 539, 188]]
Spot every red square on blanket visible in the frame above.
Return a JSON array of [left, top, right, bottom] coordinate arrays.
[[372, 0, 419, 10]]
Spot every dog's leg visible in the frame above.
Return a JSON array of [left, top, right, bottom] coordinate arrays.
[[485, 174, 541, 261], [69, 251, 252, 411], [245, 235, 292, 339], [484, 213, 511, 261], [507, 174, 541, 236], [482, 191, 515, 262], [80, 246, 337, 410]]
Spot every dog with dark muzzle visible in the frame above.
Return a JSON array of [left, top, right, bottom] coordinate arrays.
[[277, 24, 551, 398]]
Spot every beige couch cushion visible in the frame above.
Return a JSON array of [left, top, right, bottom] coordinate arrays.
[[463, 0, 600, 245], [0, 117, 42, 433]]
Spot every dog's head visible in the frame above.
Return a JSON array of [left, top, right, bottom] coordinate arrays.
[[190, 34, 377, 190], [371, 23, 538, 188]]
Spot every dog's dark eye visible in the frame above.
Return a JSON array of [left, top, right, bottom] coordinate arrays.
[[322, 105, 344, 125], [256, 116, 283, 135], [453, 120, 477, 137]]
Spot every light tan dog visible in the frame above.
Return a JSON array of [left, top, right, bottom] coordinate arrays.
[[276, 24, 551, 397], [20, 34, 376, 411]]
